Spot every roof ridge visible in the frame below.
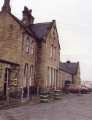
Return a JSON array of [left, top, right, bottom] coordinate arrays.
[[33, 21, 52, 25], [59, 62, 79, 75]]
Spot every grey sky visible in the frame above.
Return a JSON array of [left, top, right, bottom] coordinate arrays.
[[0, 0, 92, 81]]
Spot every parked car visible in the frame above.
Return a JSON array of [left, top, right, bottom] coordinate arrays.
[[87, 86, 92, 92], [80, 85, 89, 94], [63, 84, 80, 93], [68, 85, 81, 93], [81, 85, 92, 93], [64, 84, 89, 94]]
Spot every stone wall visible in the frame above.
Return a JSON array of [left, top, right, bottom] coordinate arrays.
[[0, 11, 37, 98], [36, 23, 60, 90], [73, 66, 81, 85], [0, 12, 22, 63], [59, 70, 72, 89]]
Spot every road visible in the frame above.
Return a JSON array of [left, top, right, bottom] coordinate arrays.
[[0, 94, 92, 120]]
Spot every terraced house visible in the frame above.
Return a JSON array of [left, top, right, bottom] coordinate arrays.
[[0, 0, 61, 102]]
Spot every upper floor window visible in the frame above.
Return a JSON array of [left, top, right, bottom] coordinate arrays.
[[54, 47, 57, 61], [23, 33, 35, 56], [30, 41, 34, 55], [50, 45, 53, 58], [25, 36, 30, 53], [53, 47, 56, 60]]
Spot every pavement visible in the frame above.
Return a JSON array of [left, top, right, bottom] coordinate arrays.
[[0, 93, 92, 120]]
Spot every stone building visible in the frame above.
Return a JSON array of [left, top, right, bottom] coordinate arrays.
[[59, 61, 81, 89], [0, 0, 37, 101], [30, 21, 60, 91], [0, 0, 81, 102], [0, 0, 60, 101]]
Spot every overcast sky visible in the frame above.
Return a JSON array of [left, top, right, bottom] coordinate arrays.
[[0, 0, 92, 81]]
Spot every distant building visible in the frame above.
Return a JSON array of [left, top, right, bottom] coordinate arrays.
[[59, 61, 80, 88]]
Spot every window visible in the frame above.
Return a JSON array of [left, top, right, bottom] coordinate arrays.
[[47, 67, 49, 87], [25, 37, 30, 53], [48, 67, 52, 87], [54, 47, 57, 61], [54, 69, 56, 89], [24, 63, 28, 77], [50, 45, 53, 58], [30, 41, 34, 55], [23, 35, 35, 56], [29, 65, 34, 86], [9, 24, 14, 31], [53, 47, 55, 60], [24, 63, 28, 87]]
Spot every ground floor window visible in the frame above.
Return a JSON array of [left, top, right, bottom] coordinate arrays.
[[48, 67, 58, 89], [29, 65, 34, 86], [23, 64, 35, 98], [23, 63, 28, 87], [48, 67, 52, 87]]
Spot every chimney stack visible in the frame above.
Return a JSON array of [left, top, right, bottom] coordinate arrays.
[[2, 0, 11, 13], [22, 6, 34, 26]]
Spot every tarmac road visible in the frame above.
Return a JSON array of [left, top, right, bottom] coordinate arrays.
[[0, 93, 92, 120]]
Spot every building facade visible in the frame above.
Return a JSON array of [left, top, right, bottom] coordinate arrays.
[[0, 0, 60, 101], [0, 0, 80, 102], [0, 1, 37, 101], [31, 21, 60, 91]]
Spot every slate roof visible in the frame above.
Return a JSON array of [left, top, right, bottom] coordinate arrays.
[[0, 10, 56, 41], [29, 22, 53, 40], [59, 61, 79, 75], [9, 12, 54, 40]]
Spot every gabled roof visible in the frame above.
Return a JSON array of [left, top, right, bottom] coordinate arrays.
[[0, 10, 58, 42], [59, 61, 79, 75], [29, 21, 53, 40]]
